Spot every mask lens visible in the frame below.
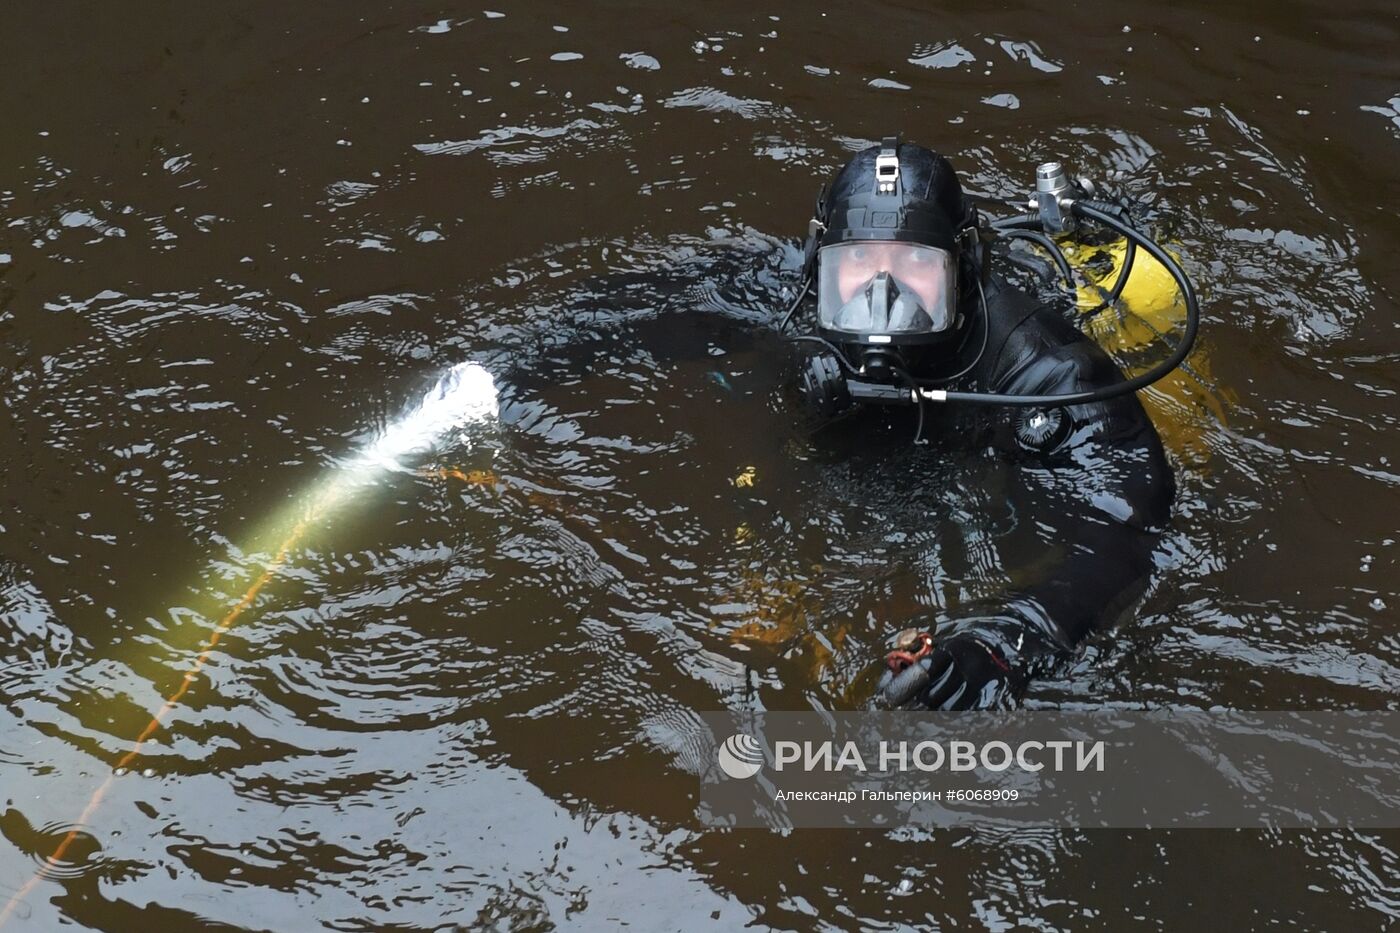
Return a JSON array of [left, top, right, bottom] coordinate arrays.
[[816, 242, 955, 337]]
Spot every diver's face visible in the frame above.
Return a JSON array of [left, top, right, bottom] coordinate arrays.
[[835, 242, 948, 310]]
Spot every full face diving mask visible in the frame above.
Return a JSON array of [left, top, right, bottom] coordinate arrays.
[[816, 240, 957, 343], [790, 137, 1203, 437]]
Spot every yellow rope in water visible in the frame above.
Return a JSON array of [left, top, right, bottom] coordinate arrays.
[[0, 518, 309, 927], [0, 467, 494, 924], [3, 360, 498, 925]]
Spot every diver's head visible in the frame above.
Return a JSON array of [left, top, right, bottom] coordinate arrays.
[[812, 138, 978, 379]]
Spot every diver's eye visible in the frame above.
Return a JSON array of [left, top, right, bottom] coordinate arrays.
[[906, 250, 932, 265], [849, 246, 870, 262]]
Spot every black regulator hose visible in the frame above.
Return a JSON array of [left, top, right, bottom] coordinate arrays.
[[891, 366, 926, 445], [776, 274, 813, 333], [935, 200, 1199, 409], [916, 272, 991, 387], [788, 333, 859, 375], [1078, 236, 1136, 318], [1001, 229, 1075, 289], [990, 212, 1042, 231], [993, 204, 1137, 315]]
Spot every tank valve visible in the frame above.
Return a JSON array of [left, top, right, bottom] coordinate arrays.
[[1028, 161, 1078, 234]]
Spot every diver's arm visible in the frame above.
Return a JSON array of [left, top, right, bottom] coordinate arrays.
[[885, 336, 1175, 710]]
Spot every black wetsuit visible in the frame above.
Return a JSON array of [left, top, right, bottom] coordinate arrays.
[[883, 273, 1175, 709]]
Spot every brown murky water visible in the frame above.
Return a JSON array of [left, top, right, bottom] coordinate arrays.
[[2, 1, 1399, 929]]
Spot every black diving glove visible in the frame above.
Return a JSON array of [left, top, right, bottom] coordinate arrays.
[[877, 624, 1027, 711]]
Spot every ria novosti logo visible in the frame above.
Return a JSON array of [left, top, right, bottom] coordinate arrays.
[[717, 733, 764, 779]]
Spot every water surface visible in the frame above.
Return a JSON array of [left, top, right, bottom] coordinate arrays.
[[2, 1, 1398, 928]]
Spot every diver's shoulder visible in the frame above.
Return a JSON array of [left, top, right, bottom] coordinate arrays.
[[981, 275, 1043, 319], [983, 276, 1088, 345], [978, 277, 1097, 382]]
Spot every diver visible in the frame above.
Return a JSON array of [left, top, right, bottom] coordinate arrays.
[[781, 138, 1195, 711]]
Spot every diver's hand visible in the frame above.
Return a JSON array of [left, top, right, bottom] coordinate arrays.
[[915, 634, 1013, 710], [879, 631, 1013, 710]]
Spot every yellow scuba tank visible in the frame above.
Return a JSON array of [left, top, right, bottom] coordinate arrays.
[[1062, 237, 1231, 466]]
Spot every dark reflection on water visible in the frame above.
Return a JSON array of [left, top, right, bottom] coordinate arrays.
[[2, 0, 1398, 928]]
